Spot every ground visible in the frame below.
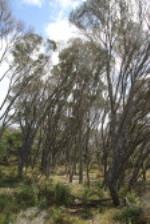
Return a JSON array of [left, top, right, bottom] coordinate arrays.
[[0, 166, 150, 224]]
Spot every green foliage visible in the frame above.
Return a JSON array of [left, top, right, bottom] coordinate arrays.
[[94, 181, 104, 199], [82, 183, 104, 204], [49, 207, 86, 224], [80, 208, 93, 220], [50, 207, 65, 224], [0, 129, 22, 160], [82, 187, 92, 204], [54, 183, 73, 206], [120, 188, 141, 207], [0, 213, 12, 224], [0, 176, 20, 188], [0, 194, 18, 213], [119, 186, 129, 198], [1, 212, 16, 224], [38, 196, 48, 209], [126, 192, 141, 206], [39, 182, 73, 207], [16, 183, 39, 208], [113, 207, 143, 224], [0, 195, 12, 212], [39, 181, 54, 205]]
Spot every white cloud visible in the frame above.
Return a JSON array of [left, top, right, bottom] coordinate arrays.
[[51, 51, 59, 65], [55, 0, 83, 8], [45, 18, 79, 43], [46, 0, 85, 43], [22, 0, 44, 7]]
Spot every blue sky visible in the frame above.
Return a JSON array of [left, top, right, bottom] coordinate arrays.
[[10, 0, 84, 42], [0, 0, 85, 106]]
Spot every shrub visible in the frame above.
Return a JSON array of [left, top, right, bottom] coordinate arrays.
[[50, 207, 64, 224], [0, 194, 18, 213], [54, 183, 73, 206], [38, 196, 48, 209], [114, 207, 143, 224], [82, 183, 104, 204], [0, 195, 12, 212], [50, 207, 76, 224], [82, 187, 92, 204], [126, 192, 140, 206], [39, 182, 73, 207], [80, 208, 93, 219], [94, 181, 104, 199], [2, 212, 15, 224], [38, 181, 54, 204], [16, 183, 39, 208]]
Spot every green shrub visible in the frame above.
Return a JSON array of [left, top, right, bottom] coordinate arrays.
[[1, 212, 16, 224], [38, 196, 48, 209], [54, 183, 73, 206], [82, 184, 104, 204], [50, 207, 73, 224], [0, 195, 11, 212], [119, 186, 129, 198], [16, 183, 39, 208], [126, 192, 140, 206], [114, 207, 143, 224], [0, 194, 18, 213], [82, 187, 92, 204], [94, 181, 104, 199], [50, 207, 64, 224], [39, 182, 73, 207], [80, 208, 93, 219], [38, 182, 55, 207]]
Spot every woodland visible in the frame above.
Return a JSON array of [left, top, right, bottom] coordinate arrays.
[[0, 0, 150, 223]]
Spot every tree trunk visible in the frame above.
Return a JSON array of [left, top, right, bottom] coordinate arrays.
[[108, 181, 120, 206], [86, 162, 90, 186], [107, 161, 120, 206], [18, 143, 29, 178], [41, 148, 51, 177], [79, 156, 83, 184]]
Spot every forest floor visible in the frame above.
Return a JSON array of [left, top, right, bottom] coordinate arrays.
[[0, 166, 150, 224]]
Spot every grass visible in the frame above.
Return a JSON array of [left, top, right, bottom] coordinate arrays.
[[0, 166, 149, 224]]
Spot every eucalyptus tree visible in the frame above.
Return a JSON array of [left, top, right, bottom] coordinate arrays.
[[11, 32, 56, 177], [0, 0, 24, 136], [70, 0, 150, 205], [48, 38, 106, 183]]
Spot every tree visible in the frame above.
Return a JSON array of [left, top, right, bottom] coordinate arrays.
[[70, 0, 150, 205], [46, 39, 105, 182], [0, 0, 24, 136], [11, 32, 56, 177]]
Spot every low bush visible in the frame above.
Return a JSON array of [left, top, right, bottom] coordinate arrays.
[[80, 208, 93, 219], [54, 183, 73, 206], [49, 207, 87, 224], [50, 207, 64, 224], [38, 196, 48, 209], [0, 212, 16, 224], [0, 194, 18, 213], [0, 195, 12, 212], [126, 192, 140, 206], [82, 183, 104, 204], [113, 206, 144, 224], [94, 181, 104, 199], [16, 183, 39, 208], [82, 187, 93, 204], [39, 182, 73, 207]]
